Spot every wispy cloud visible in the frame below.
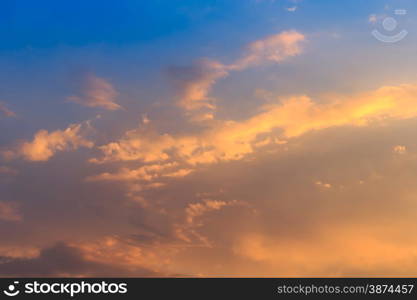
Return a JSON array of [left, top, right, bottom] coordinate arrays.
[[0, 102, 16, 118], [286, 6, 297, 12], [0, 166, 18, 176], [168, 59, 227, 111], [68, 74, 122, 111], [0, 202, 22, 222], [170, 30, 306, 113]]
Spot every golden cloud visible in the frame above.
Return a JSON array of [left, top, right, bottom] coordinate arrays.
[[91, 83, 417, 186], [3, 123, 93, 162]]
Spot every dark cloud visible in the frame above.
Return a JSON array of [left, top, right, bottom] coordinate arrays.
[[0, 242, 157, 277]]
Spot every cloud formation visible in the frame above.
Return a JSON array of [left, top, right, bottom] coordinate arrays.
[[90, 83, 417, 190], [68, 74, 122, 111], [5, 81, 417, 276], [2, 123, 93, 162], [169, 59, 228, 111], [230, 30, 305, 70], [0, 102, 16, 118], [0, 242, 158, 277], [170, 31, 306, 112]]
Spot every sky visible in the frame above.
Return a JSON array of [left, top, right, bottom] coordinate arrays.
[[2, 0, 417, 277]]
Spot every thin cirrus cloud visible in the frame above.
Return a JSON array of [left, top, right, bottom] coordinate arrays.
[[2, 123, 93, 162], [67, 74, 122, 111], [286, 6, 297, 12], [0, 201, 22, 222], [0, 102, 16, 118], [169, 59, 228, 111], [229, 30, 305, 70], [169, 30, 306, 112], [0, 166, 18, 176]]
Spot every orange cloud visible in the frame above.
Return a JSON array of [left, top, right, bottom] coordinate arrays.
[[230, 30, 305, 70], [0, 241, 162, 277], [393, 145, 407, 154], [234, 224, 417, 276], [169, 59, 228, 111], [174, 199, 249, 247], [3, 123, 93, 162], [86, 162, 192, 182], [185, 199, 241, 225], [81, 80, 417, 239], [92, 83, 417, 178], [76, 237, 179, 276]]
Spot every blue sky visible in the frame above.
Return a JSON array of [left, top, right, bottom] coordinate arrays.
[[0, 0, 415, 108], [0, 0, 410, 50]]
